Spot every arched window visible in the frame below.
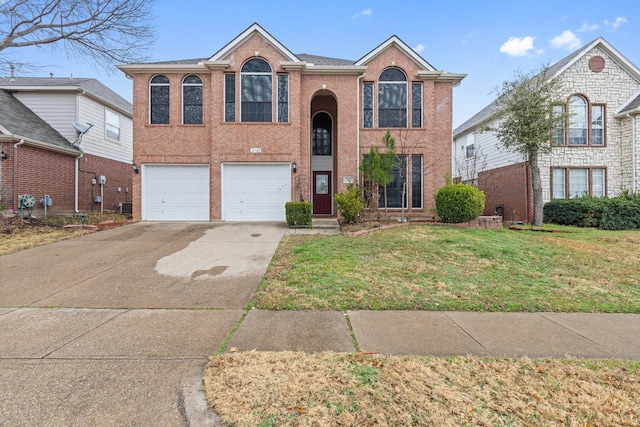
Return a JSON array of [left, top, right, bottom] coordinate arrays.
[[312, 112, 332, 156], [241, 58, 272, 122], [378, 67, 407, 128], [150, 75, 169, 124], [569, 95, 588, 145], [182, 75, 203, 124]]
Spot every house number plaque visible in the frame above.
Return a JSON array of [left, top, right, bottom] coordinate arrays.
[[250, 148, 262, 153]]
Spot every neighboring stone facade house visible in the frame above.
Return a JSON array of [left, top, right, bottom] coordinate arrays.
[[0, 77, 133, 216], [118, 23, 465, 222], [453, 38, 640, 223]]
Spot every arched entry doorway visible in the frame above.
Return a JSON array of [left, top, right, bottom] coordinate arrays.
[[310, 94, 337, 216]]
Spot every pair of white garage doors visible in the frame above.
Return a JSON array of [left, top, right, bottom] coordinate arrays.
[[142, 163, 291, 221]]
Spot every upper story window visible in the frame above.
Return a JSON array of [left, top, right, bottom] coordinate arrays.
[[241, 58, 272, 122], [312, 112, 332, 156], [378, 67, 407, 128], [105, 108, 120, 141], [277, 74, 289, 123], [224, 73, 236, 122], [553, 94, 605, 146], [182, 75, 203, 125], [411, 82, 422, 128], [363, 82, 374, 128], [150, 75, 169, 124]]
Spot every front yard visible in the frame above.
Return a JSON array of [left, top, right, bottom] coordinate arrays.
[[251, 225, 640, 313]]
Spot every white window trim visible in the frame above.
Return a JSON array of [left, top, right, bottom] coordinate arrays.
[[105, 107, 120, 142]]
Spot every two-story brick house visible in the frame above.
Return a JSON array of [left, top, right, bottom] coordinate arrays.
[[0, 77, 133, 216], [118, 23, 465, 221], [453, 38, 640, 222]]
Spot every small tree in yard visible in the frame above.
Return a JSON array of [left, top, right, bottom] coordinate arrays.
[[485, 66, 567, 226], [360, 129, 397, 218]]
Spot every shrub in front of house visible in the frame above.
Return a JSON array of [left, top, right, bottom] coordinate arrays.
[[334, 185, 365, 224], [434, 183, 485, 223], [285, 202, 312, 228], [544, 193, 640, 229], [543, 196, 602, 227]]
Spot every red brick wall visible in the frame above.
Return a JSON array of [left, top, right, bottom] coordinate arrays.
[[0, 142, 133, 216], [130, 33, 456, 220], [478, 162, 531, 222]]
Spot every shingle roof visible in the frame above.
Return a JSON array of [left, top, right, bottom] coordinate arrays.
[[619, 93, 640, 114], [296, 54, 355, 66], [0, 89, 78, 152], [0, 77, 132, 115]]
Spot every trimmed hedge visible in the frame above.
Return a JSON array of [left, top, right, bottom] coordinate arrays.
[[544, 193, 640, 230], [434, 184, 485, 224], [285, 201, 312, 228]]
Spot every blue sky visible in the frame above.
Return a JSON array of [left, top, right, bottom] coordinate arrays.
[[5, 0, 639, 127]]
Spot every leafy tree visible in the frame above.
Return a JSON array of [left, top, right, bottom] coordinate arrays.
[[485, 66, 567, 226], [0, 0, 155, 72], [360, 129, 398, 218]]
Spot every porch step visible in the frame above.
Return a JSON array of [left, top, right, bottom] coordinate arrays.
[[312, 218, 340, 229]]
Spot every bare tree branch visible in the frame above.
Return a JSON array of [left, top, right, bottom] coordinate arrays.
[[0, 0, 155, 71]]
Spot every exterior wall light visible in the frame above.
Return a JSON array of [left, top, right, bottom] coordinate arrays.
[[132, 162, 139, 174], [0, 150, 6, 161], [292, 160, 297, 173]]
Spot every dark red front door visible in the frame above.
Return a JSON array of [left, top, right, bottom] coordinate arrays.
[[313, 171, 332, 214]]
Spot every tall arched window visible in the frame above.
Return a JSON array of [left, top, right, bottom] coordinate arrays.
[[312, 112, 332, 156], [569, 95, 587, 145], [150, 75, 170, 124], [241, 58, 272, 122], [378, 67, 407, 128], [182, 75, 203, 124]]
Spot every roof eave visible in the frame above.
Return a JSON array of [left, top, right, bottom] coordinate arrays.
[[0, 134, 80, 155], [117, 63, 207, 75], [417, 71, 467, 84], [301, 65, 367, 75]]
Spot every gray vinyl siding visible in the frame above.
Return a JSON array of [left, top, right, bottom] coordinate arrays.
[[78, 96, 133, 163], [12, 92, 77, 142]]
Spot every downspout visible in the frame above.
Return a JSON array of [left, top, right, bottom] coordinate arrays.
[[356, 74, 364, 183], [12, 139, 24, 213], [629, 113, 637, 193], [75, 152, 84, 213]]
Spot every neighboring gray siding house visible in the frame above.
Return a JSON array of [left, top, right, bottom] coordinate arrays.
[[0, 77, 134, 215], [453, 38, 640, 222]]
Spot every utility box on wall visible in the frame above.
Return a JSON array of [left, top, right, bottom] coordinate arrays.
[[97, 175, 106, 185]]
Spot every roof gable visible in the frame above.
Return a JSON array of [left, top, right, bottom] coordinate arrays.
[[355, 35, 436, 71], [208, 23, 299, 63]]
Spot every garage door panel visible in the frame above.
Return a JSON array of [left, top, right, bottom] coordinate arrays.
[[223, 163, 290, 221], [143, 165, 210, 221]]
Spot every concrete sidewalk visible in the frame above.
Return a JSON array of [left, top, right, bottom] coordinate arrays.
[[227, 310, 640, 360]]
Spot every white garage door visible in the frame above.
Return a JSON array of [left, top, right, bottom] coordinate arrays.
[[142, 164, 210, 221], [222, 163, 291, 221]]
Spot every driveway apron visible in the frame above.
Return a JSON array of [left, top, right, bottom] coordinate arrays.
[[0, 221, 286, 426]]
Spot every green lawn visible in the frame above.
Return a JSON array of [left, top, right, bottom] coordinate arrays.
[[251, 225, 640, 312]]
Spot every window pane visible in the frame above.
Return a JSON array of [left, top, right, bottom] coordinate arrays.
[[379, 155, 407, 209], [553, 168, 566, 199], [225, 73, 235, 122], [552, 105, 565, 145], [379, 68, 407, 82], [241, 74, 272, 122], [312, 112, 331, 155], [569, 169, 589, 198], [378, 83, 407, 128], [591, 105, 604, 145], [183, 82, 202, 124], [412, 155, 422, 208], [569, 96, 587, 145], [150, 84, 169, 124], [592, 168, 605, 197], [412, 82, 422, 128], [363, 82, 373, 128], [277, 74, 288, 123], [105, 109, 120, 140]]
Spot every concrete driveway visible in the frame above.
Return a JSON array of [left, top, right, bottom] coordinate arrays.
[[0, 221, 286, 426]]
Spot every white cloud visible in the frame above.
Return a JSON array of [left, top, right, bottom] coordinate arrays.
[[577, 22, 599, 33], [414, 43, 425, 53], [499, 36, 536, 57], [550, 30, 581, 50], [604, 16, 628, 30], [352, 8, 373, 19]]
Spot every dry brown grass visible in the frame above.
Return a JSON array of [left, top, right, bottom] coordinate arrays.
[[204, 352, 640, 427], [0, 226, 87, 256]]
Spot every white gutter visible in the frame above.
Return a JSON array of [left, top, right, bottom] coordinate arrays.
[[12, 139, 25, 213], [630, 114, 637, 193]]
